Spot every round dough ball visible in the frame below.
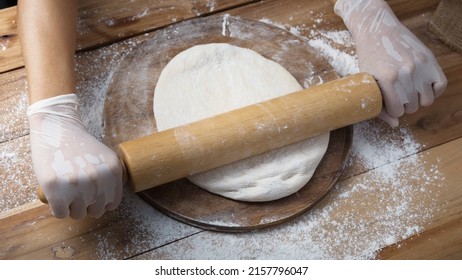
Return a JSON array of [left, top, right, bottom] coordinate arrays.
[[154, 43, 329, 201]]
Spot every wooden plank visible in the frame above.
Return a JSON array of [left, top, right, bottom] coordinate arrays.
[[132, 137, 462, 259], [0, 0, 461, 260], [386, 0, 440, 19], [0, 0, 461, 217], [223, 0, 440, 29], [1, 0, 459, 150], [0, 69, 28, 144], [0, 0, 441, 74], [0, 7, 21, 72], [3, 128, 461, 259], [378, 218, 462, 259], [0, 192, 201, 259], [76, 0, 258, 49], [227, 0, 462, 179], [0, 0, 258, 73], [1, 0, 460, 173]]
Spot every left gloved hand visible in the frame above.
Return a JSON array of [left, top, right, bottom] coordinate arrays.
[[27, 94, 123, 219]]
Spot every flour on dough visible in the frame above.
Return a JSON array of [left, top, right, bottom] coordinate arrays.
[[154, 43, 329, 201]]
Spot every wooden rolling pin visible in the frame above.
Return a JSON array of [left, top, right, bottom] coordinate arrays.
[[38, 72, 382, 203]]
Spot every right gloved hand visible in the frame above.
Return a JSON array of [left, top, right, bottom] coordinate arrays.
[[27, 94, 123, 219], [334, 0, 447, 127]]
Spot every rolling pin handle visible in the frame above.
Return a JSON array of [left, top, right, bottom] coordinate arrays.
[[119, 72, 383, 193], [37, 186, 48, 204]]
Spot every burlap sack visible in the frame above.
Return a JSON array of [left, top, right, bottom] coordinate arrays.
[[428, 0, 462, 53]]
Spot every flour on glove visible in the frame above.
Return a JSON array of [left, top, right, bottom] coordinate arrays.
[[28, 94, 123, 219]]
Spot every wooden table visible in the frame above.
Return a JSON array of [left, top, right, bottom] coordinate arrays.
[[1, 0, 461, 260]]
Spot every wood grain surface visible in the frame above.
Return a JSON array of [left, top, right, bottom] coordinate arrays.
[[1, 0, 461, 259], [0, 0, 258, 73]]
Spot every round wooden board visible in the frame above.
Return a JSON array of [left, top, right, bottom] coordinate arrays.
[[103, 15, 351, 232]]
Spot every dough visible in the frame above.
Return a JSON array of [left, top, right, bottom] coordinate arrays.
[[154, 43, 329, 201]]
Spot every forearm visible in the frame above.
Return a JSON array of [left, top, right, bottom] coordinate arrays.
[[17, 0, 78, 104]]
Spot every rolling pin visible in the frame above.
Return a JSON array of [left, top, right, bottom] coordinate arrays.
[[38, 72, 382, 203]]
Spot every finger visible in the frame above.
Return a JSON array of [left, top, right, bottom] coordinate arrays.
[[95, 163, 123, 212], [48, 198, 71, 219], [433, 79, 447, 98], [69, 197, 87, 220], [377, 79, 404, 119], [106, 184, 123, 211], [87, 193, 106, 218], [418, 83, 435, 107], [404, 90, 419, 114], [404, 102, 418, 114], [379, 109, 399, 127]]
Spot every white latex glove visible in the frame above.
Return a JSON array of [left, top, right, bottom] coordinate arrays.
[[27, 94, 123, 219], [334, 0, 447, 126]]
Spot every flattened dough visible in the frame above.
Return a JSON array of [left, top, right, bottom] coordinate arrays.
[[154, 43, 329, 201]]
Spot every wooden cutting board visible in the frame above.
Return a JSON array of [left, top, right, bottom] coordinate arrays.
[[103, 15, 351, 232]]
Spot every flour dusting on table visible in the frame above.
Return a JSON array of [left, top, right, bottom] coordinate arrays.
[[140, 119, 444, 260], [0, 137, 36, 211], [65, 38, 199, 259], [82, 18, 444, 260], [91, 188, 199, 259], [0, 79, 37, 212], [131, 20, 445, 259], [1, 16, 445, 260], [259, 18, 359, 77]]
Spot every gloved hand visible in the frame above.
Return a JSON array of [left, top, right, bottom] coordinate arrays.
[[27, 94, 123, 219], [334, 0, 447, 126]]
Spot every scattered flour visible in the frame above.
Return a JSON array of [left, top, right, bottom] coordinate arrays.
[[46, 38, 201, 259], [307, 37, 358, 76], [0, 77, 37, 212], [221, 14, 230, 36], [85, 24, 444, 259], [1, 42, 7, 51], [0, 36, 152, 214], [1, 14, 446, 260], [127, 18, 445, 260], [137, 119, 445, 260], [259, 18, 290, 31], [259, 17, 359, 77], [0, 137, 37, 212], [206, 0, 217, 12], [351, 120, 422, 170], [0, 90, 29, 143], [76, 39, 143, 138], [90, 189, 199, 260]]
